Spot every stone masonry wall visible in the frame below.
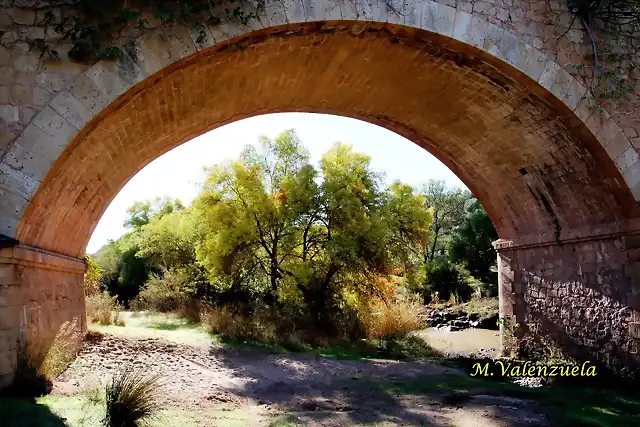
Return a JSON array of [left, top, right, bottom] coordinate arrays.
[[0, 0, 637, 152], [1, 0, 640, 234], [496, 236, 640, 378], [1, 0, 640, 383], [0, 245, 86, 388]]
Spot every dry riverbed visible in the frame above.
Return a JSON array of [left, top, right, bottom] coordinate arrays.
[[51, 332, 546, 427], [3, 312, 637, 427]]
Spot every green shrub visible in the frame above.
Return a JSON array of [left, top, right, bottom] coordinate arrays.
[[200, 305, 278, 344], [84, 254, 103, 296], [421, 259, 472, 302], [103, 362, 163, 427], [134, 269, 197, 315], [86, 292, 125, 326]]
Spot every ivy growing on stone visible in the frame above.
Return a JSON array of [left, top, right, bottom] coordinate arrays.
[[569, 0, 640, 67], [3, 0, 639, 111], [0, 0, 267, 62], [567, 0, 640, 106]]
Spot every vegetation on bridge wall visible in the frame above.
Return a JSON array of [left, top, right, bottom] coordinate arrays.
[[2, 0, 640, 112], [0, 0, 266, 61], [562, 0, 640, 112]]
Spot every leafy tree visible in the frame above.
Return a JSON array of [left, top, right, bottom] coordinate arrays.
[[136, 209, 197, 270], [193, 130, 311, 306], [383, 182, 433, 285], [420, 180, 472, 262], [94, 198, 186, 304], [124, 197, 185, 229], [422, 258, 472, 302], [96, 234, 156, 305], [84, 254, 103, 296], [192, 131, 433, 333], [448, 200, 498, 285], [124, 201, 153, 229]]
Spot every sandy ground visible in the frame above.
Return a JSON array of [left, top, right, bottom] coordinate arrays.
[[53, 331, 548, 427], [415, 328, 500, 359]]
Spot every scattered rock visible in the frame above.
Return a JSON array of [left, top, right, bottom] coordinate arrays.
[[478, 313, 499, 330], [426, 307, 499, 331]]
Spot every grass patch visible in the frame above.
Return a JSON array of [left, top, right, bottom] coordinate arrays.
[[215, 333, 441, 361], [147, 319, 201, 332], [102, 311, 441, 362], [269, 414, 307, 426], [116, 310, 442, 362], [1, 395, 258, 427], [377, 374, 640, 427], [0, 395, 102, 427], [89, 312, 211, 346]]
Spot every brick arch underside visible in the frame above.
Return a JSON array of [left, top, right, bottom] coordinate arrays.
[[14, 23, 640, 258]]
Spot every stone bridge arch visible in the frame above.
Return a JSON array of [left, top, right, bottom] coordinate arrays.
[[1, 0, 640, 386]]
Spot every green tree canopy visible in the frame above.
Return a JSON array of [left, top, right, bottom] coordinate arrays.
[[420, 180, 472, 262], [91, 130, 499, 324], [191, 131, 433, 330], [124, 197, 185, 229], [448, 199, 498, 285]]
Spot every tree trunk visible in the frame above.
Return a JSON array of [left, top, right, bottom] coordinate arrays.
[[429, 227, 439, 262]]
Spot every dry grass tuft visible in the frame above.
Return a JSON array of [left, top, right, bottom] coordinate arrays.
[[38, 318, 83, 380], [2, 318, 82, 398], [361, 295, 427, 341], [103, 361, 164, 427]]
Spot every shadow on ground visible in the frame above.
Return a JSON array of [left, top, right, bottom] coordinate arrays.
[[206, 346, 549, 426], [28, 324, 640, 427], [0, 398, 68, 427]]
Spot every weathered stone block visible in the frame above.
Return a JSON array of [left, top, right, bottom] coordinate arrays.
[[0, 105, 19, 123], [520, 47, 548, 81], [0, 161, 39, 200], [0, 286, 21, 307], [453, 10, 486, 49], [49, 91, 94, 130], [0, 186, 28, 227], [0, 349, 17, 376], [4, 142, 51, 183], [85, 62, 130, 102], [0, 305, 20, 330], [616, 148, 640, 173], [161, 25, 198, 60], [0, 245, 85, 390]]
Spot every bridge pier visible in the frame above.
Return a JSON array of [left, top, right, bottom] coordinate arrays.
[[495, 231, 640, 378], [0, 243, 86, 389]]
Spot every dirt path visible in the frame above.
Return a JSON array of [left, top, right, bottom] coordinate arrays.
[[53, 332, 549, 426]]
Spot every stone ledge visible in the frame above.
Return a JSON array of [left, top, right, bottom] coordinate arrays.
[[0, 234, 19, 248], [0, 244, 85, 274], [494, 218, 640, 250]]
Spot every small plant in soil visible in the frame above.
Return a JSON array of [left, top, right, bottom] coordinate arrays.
[[103, 361, 163, 427]]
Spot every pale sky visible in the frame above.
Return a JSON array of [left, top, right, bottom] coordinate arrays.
[[86, 113, 466, 254]]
